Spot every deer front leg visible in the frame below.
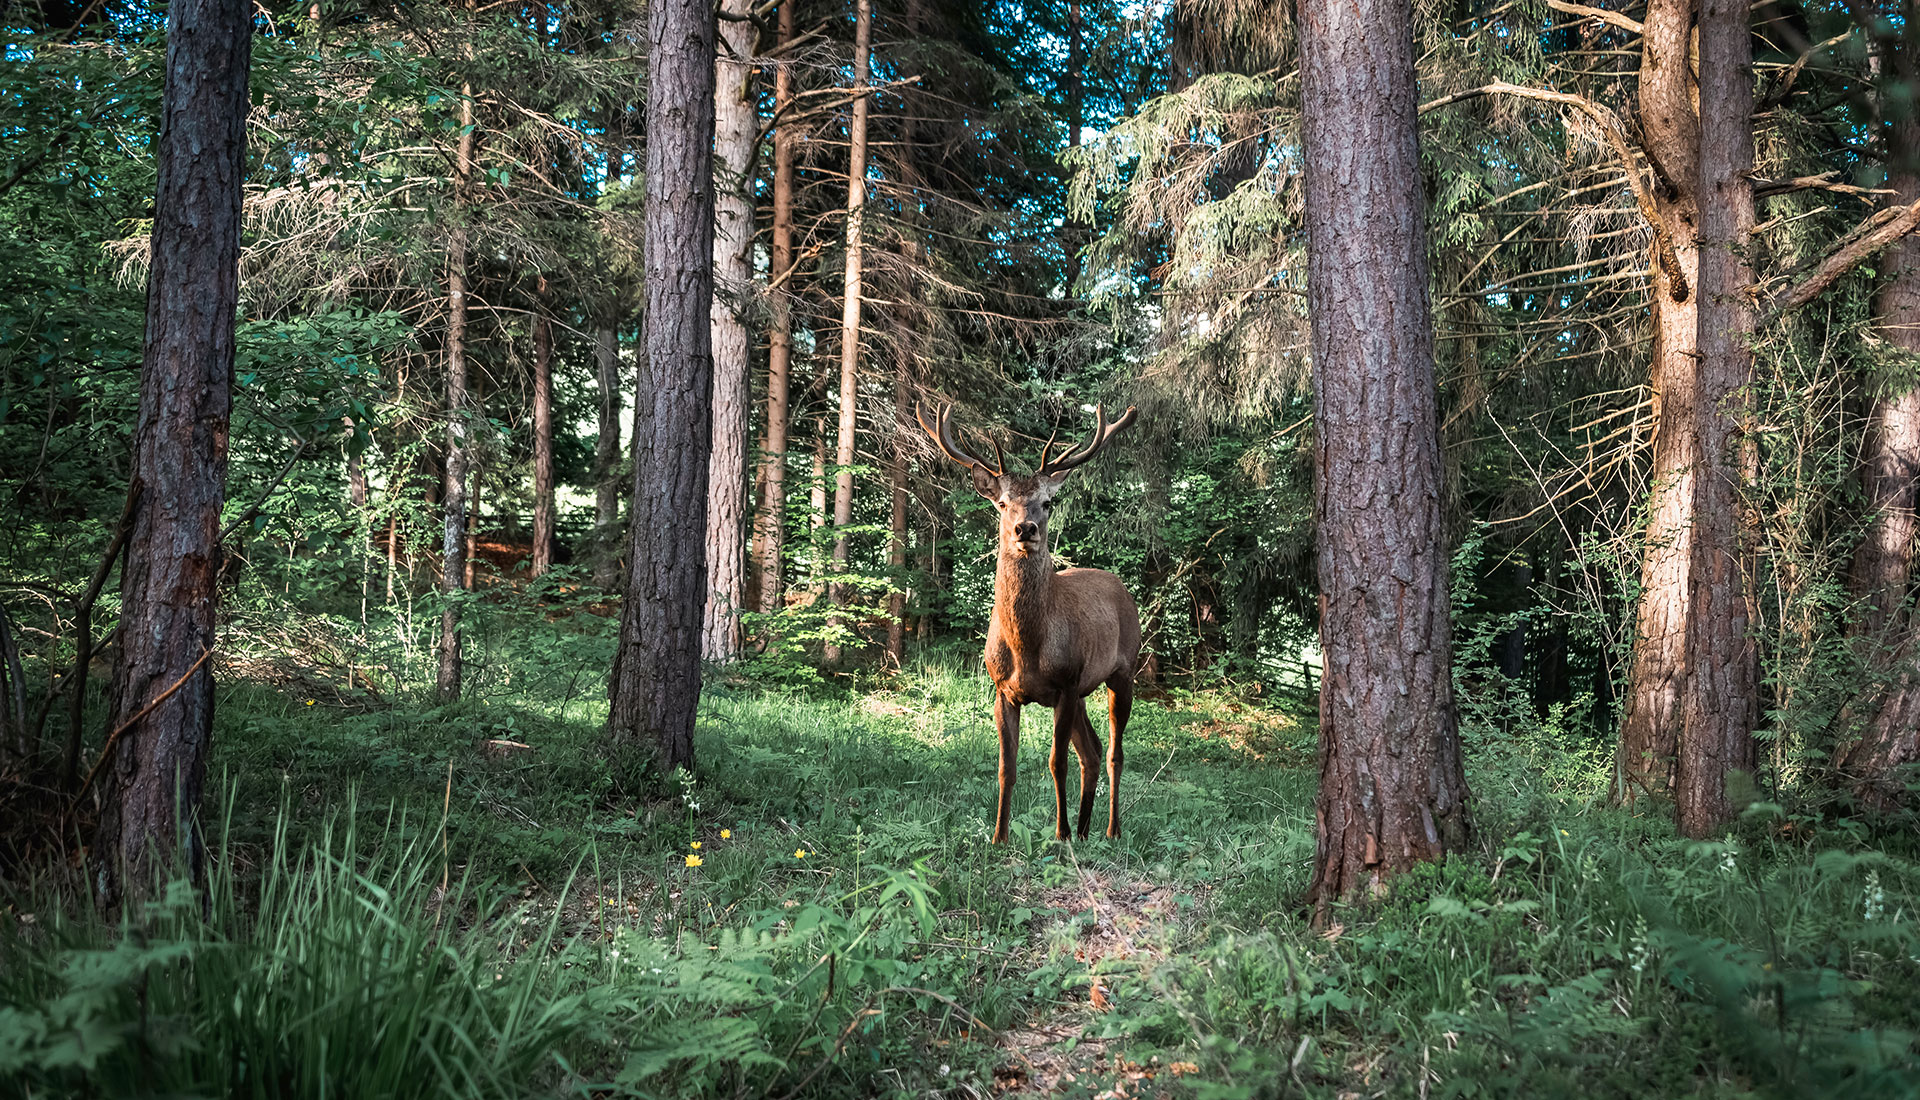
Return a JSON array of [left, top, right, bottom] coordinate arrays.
[[1049, 703, 1074, 839], [1068, 695, 1103, 840], [993, 693, 1021, 844]]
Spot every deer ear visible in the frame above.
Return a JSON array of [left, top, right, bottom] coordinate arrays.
[[970, 466, 1000, 499]]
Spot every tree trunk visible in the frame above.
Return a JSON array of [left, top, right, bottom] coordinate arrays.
[[886, 361, 909, 665], [608, 0, 716, 773], [1298, 0, 1470, 918], [97, 0, 248, 906], [436, 80, 476, 702], [752, 0, 799, 616], [703, 0, 756, 661], [826, 0, 872, 663], [592, 323, 625, 588], [345, 419, 368, 509], [466, 452, 480, 590], [1838, 117, 1920, 807], [1615, 0, 1700, 805], [1063, 0, 1084, 290], [531, 282, 555, 579], [810, 417, 828, 600], [1674, 0, 1759, 837]]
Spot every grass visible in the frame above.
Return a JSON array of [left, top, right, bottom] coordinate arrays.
[[4, 618, 1920, 1098]]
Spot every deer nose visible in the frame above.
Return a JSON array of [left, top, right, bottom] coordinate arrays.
[[1014, 521, 1038, 541]]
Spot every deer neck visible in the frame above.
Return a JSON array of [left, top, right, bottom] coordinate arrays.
[[994, 540, 1053, 656]]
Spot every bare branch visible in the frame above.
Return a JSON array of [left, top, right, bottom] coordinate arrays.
[[1544, 0, 1644, 35], [1421, 81, 1689, 300], [1761, 199, 1920, 324]]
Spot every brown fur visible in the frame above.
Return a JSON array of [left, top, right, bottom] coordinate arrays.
[[969, 469, 1143, 843]]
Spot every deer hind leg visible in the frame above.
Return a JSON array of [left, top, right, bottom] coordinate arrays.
[[1069, 694, 1103, 840], [993, 693, 1021, 845], [1049, 703, 1074, 839], [1104, 677, 1133, 839]]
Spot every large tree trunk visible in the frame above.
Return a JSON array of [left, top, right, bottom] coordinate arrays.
[[826, 0, 872, 663], [98, 0, 248, 906], [1673, 0, 1759, 837], [1839, 117, 1920, 807], [436, 80, 476, 702], [703, 0, 756, 661], [592, 323, 625, 588], [752, 0, 798, 616], [531, 281, 555, 579], [608, 0, 716, 772], [1614, 0, 1701, 805], [1298, 0, 1469, 918]]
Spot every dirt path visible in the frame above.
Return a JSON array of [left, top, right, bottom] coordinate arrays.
[[992, 864, 1204, 1096]]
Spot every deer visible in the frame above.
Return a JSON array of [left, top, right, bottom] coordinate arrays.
[[918, 403, 1143, 844]]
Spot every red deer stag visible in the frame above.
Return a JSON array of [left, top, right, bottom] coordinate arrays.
[[918, 404, 1142, 843]]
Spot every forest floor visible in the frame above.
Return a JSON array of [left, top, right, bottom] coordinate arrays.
[[5, 608, 1920, 1098]]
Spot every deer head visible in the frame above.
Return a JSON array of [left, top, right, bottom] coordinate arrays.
[[916, 403, 1138, 559]]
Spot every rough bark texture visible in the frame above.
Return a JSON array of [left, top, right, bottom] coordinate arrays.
[[810, 418, 828, 598], [1615, 0, 1700, 805], [826, 0, 872, 661], [887, 363, 909, 664], [1298, 0, 1470, 918], [1839, 117, 1920, 807], [702, 0, 756, 661], [607, 0, 715, 772], [436, 81, 476, 702], [97, 0, 248, 906], [752, 0, 798, 616], [1676, 0, 1759, 837], [531, 286, 554, 579], [592, 323, 624, 588]]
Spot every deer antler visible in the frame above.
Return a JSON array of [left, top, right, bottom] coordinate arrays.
[[1035, 404, 1137, 478], [916, 404, 1006, 477]]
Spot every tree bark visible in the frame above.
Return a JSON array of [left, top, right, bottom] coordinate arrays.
[[1674, 0, 1759, 837], [1298, 0, 1470, 918], [1839, 115, 1920, 807], [752, 0, 798, 616], [703, 0, 756, 661], [608, 0, 716, 772], [826, 0, 872, 662], [592, 322, 624, 588], [1615, 0, 1701, 805], [810, 416, 828, 600], [97, 0, 248, 906], [531, 280, 555, 579], [436, 79, 476, 702], [886, 360, 909, 665]]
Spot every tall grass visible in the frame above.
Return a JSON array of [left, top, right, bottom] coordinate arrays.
[[0, 808, 596, 1099]]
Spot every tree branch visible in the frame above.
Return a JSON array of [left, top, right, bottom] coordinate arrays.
[[1752, 170, 1889, 203], [1421, 81, 1689, 301], [1761, 199, 1920, 325], [1544, 0, 1643, 35]]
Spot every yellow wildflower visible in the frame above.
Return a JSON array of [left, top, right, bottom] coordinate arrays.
[[720, 829, 731, 839], [305, 700, 315, 706], [794, 849, 808, 860], [690, 841, 702, 850], [685, 854, 703, 868]]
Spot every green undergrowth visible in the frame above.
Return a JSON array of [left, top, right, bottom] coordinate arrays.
[[4, 649, 1920, 1098]]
